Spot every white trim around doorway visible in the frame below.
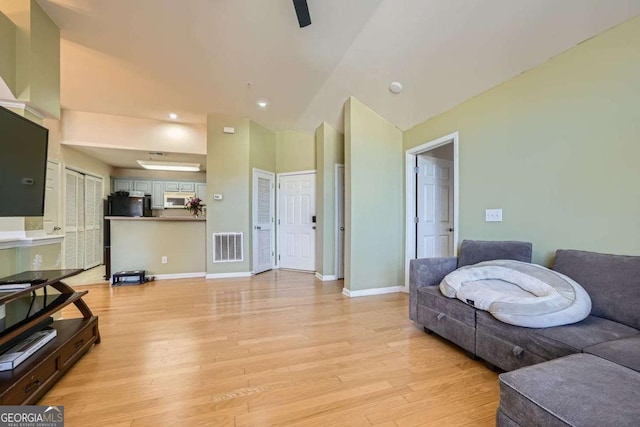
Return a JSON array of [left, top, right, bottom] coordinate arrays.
[[404, 131, 460, 291]]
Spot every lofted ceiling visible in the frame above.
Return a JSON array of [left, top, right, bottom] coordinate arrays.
[[37, 0, 640, 134]]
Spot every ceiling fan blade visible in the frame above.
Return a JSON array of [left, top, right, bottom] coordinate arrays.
[[293, 0, 311, 28]]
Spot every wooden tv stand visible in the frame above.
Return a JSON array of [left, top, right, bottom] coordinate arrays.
[[0, 269, 100, 405]]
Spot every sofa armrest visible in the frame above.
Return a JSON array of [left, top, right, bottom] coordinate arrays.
[[409, 257, 458, 321]]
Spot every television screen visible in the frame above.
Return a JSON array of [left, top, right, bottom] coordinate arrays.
[[0, 106, 49, 217]]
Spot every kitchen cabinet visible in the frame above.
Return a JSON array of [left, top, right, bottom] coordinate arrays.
[[111, 178, 206, 210], [133, 180, 152, 194], [164, 182, 180, 192], [113, 179, 132, 192], [151, 182, 164, 209]]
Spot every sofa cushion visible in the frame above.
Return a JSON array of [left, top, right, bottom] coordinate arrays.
[[499, 354, 640, 427], [457, 240, 532, 267], [476, 311, 638, 366], [584, 335, 640, 372], [552, 249, 640, 329]]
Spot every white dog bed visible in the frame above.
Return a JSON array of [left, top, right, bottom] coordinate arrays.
[[440, 260, 591, 328]]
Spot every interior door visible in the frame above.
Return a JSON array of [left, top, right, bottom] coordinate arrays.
[[65, 169, 82, 269], [253, 169, 275, 274], [43, 161, 61, 235], [416, 155, 454, 258], [336, 165, 345, 279], [84, 175, 103, 269], [278, 173, 316, 271]]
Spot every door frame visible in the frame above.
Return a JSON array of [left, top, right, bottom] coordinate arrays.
[[404, 131, 459, 290], [252, 168, 276, 274], [335, 164, 345, 280], [275, 169, 316, 271]]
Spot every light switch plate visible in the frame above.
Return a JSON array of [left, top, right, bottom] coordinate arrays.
[[485, 209, 503, 222], [213, 194, 223, 201]]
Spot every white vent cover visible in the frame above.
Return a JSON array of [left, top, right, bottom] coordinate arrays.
[[213, 232, 244, 262]]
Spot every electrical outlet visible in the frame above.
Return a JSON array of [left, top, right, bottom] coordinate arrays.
[[485, 209, 503, 222], [161, 256, 168, 264]]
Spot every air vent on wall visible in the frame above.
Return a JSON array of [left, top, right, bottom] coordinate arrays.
[[213, 233, 244, 262]]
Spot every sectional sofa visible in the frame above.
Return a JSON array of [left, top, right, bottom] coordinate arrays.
[[409, 240, 640, 426]]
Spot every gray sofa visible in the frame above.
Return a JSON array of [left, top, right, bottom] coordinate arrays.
[[409, 242, 640, 426]]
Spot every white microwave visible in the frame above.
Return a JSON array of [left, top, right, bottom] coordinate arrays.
[[163, 192, 195, 208]]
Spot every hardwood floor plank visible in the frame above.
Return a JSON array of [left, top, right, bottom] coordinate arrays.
[[37, 271, 498, 426]]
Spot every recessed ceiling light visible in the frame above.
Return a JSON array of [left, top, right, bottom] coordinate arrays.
[[168, 113, 178, 120], [256, 99, 270, 110], [389, 81, 403, 94], [137, 160, 200, 172]]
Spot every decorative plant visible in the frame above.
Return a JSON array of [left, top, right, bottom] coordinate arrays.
[[185, 197, 204, 217]]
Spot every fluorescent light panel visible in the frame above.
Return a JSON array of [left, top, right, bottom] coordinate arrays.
[[137, 160, 200, 172]]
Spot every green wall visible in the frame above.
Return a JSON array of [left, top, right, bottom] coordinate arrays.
[[315, 122, 344, 277], [0, 0, 59, 118], [404, 15, 640, 266], [345, 97, 403, 292], [276, 130, 316, 173], [206, 115, 252, 274], [0, 10, 15, 96], [249, 121, 277, 269]]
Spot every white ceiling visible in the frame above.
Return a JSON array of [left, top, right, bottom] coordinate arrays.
[[37, 0, 640, 134]]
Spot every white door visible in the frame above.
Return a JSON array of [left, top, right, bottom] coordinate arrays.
[[416, 155, 454, 258], [84, 175, 103, 269], [253, 169, 275, 274], [64, 169, 85, 269], [278, 173, 316, 271], [336, 165, 345, 279], [44, 161, 61, 235]]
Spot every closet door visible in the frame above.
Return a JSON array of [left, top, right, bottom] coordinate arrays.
[[65, 169, 81, 269], [84, 175, 103, 268]]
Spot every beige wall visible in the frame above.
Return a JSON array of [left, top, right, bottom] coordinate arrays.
[[62, 110, 206, 155], [315, 122, 344, 277], [345, 97, 403, 292], [206, 115, 252, 274], [276, 130, 315, 173], [110, 220, 205, 275], [404, 15, 640, 265], [0, 10, 15, 97]]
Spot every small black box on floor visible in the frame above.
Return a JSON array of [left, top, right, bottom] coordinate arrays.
[[111, 270, 146, 286]]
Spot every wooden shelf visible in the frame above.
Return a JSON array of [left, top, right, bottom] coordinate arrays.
[[0, 270, 100, 405]]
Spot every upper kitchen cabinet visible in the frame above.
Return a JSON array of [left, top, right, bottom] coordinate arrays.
[[133, 180, 152, 194], [196, 183, 207, 202], [113, 179, 133, 192]]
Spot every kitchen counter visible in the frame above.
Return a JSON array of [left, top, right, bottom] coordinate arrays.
[[105, 216, 205, 221]]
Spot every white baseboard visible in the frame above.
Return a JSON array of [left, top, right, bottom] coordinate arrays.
[[315, 272, 338, 281], [152, 272, 206, 281], [205, 272, 253, 279], [342, 286, 404, 298]]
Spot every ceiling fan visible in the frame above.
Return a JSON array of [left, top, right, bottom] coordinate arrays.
[[293, 0, 311, 28]]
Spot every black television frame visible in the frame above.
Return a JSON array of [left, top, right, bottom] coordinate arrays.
[[0, 106, 49, 217]]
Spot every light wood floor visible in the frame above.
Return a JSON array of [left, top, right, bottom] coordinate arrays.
[[41, 270, 499, 426]]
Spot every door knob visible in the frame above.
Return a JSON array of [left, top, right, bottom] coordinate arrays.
[[339, 227, 345, 231], [448, 228, 454, 232], [255, 226, 261, 230], [53, 226, 61, 231], [312, 226, 316, 230]]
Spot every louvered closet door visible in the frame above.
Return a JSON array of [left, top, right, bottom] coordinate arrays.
[[64, 169, 85, 269], [252, 170, 275, 274], [83, 175, 103, 268]]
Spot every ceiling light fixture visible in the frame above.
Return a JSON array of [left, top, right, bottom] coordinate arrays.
[[168, 113, 178, 120], [256, 98, 270, 110], [137, 160, 200, 172]]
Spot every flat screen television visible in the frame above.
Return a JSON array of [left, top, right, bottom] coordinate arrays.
[[0, 106, 49, 217]]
